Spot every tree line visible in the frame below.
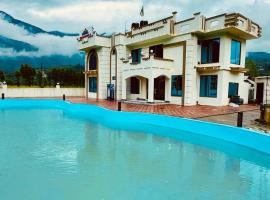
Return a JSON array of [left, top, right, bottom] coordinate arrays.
[[0, 64, 84, 87]]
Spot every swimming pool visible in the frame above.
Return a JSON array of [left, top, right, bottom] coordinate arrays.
[[0, 99, 270, 200]]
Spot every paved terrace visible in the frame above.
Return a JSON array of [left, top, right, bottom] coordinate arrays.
[[68, 97, 258, 118], [68, 98, 270, 132], [8, 97, 268, 132]]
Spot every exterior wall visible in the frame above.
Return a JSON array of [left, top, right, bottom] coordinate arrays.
[[98, 47, 111, 99], [184, 37, 198, 106], [198, 71, 249, 106], [0, 87, 84, 98], [255, 77, 270, 104], [79, 11, 260, 106], [126, 77, 147, 100]]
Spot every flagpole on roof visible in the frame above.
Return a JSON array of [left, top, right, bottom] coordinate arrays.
[[140, 4, 144, 20]]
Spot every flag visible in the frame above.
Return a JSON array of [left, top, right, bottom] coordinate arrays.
[[140, 6, 144, 17]]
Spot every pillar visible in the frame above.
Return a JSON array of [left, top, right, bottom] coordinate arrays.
[[122, 78, 127, 100], [148, 77, 154, 103]]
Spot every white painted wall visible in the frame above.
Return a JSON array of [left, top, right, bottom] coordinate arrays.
[[0, 87, 84, 98], [79, 12, 258, 106]]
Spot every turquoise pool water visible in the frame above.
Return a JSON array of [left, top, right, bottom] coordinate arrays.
[[0, 100, 270, 200]]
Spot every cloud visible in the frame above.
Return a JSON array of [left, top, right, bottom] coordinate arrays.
[[0, 0, 269, 52], [0, 17, 77, 57]]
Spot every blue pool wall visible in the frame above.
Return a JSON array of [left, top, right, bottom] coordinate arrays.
[[1, 99, 270, 155]]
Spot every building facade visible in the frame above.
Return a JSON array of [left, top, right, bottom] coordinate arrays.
[[78, 12, 261, 106]]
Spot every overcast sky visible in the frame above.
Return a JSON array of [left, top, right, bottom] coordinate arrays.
[[0, 0, 269, 52]]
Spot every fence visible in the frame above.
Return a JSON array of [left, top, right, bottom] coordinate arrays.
[[0, 83, 85, 98]]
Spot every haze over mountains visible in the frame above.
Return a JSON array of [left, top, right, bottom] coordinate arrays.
[[0, 11, 270, 73], [0, 11, 84, 72]]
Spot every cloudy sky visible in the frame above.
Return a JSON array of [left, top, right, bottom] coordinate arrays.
[[0, 0, 270, 52]]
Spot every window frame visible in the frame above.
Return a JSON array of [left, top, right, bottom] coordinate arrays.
[[228, 82, 239, 98], [230, 39, 241, 65], [200, 38, 220, 64], [149, 44, 163, 59], [89, 77, 97, 93], [199, 75, 218, 98], [89, 52, 97, 70], [171, 75, 183, 97], [131, 48, 142, 64]]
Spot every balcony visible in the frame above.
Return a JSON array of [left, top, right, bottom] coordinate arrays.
[[122, 55, 174, 79], [196, 63, 221, 73], [201, 13, 261, 39], [78, 34, 111, 50], [125, 17, 175, 46], [196, 63, 248, 73]]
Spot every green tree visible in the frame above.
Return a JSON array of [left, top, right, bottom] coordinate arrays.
[[15, 71, 21, 86], [20, 64, 36, 86], [0, 70, 5, 82], [246, 59, 259, 78]]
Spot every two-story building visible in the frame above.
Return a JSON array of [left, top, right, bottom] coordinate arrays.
[[78, 11, 261, 106]]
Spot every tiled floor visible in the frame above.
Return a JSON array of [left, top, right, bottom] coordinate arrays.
[[10, 96, 267, 132], [67, 97, 259, 118]]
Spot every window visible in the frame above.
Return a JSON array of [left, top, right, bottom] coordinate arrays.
[[149, 44, 163, 58], [228, 82, 239, 97], [201, 38, 220, 64], [171, 75, 182, 96], [89, 53, 97, 70], [130, 77, 140, 94], [200, 75, 218, 97], [89, 77, 97, 93], [131, 48, 142, 64], [230, 40, 241, 65]]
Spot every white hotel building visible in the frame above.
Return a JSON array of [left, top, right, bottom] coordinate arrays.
[[78, 12, 261, 106]]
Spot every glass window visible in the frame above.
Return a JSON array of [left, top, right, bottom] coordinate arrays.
[[231, 40, 241, 65], [201, 38, 220, 64], [171, 75, 182, 96], [228, 82, 239, 97], [130, 77, 140, 94], [149, 44, 163, 58], [200, 75, 218, 97], [89, 53, 97, 70], [131, 49, 142, 64], [89, 77, 97, 93]]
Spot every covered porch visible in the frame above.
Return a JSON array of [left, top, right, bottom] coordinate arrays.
[[122, 75, 171, 103]]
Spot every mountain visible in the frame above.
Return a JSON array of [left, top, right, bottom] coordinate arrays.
[[0, 54, 85, 73], [247, 52, 270, 62], [0, 11, 83, 72], [0, 35, 38, 52], [0, 11, 78, 37]]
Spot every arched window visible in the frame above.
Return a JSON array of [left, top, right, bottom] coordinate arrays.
[[89, 52, 97, 70]]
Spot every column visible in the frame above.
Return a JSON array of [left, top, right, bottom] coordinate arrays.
[[148, 77, 154, 103], [122, 78, 127, 100]]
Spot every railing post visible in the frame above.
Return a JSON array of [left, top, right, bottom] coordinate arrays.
[[118, 101, 121, 111], [1, 93, 4, 100], [237, 112, 243, 127], [63, 94, 66, 101]]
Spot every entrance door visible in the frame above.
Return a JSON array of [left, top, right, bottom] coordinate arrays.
[[256, 83, 264, 104], [154, 76, 165, 101]]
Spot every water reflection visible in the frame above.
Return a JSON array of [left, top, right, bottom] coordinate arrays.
[[0, 109, 269, 200]]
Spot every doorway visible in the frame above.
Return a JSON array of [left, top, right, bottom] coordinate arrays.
[[256, 83, 264, 104], [154, 76, 165, 101]]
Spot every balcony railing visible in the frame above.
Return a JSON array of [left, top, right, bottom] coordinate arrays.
[[77, 33, 111, 50], [121, 55, 174, 78], [125, 18, 175, 46]]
